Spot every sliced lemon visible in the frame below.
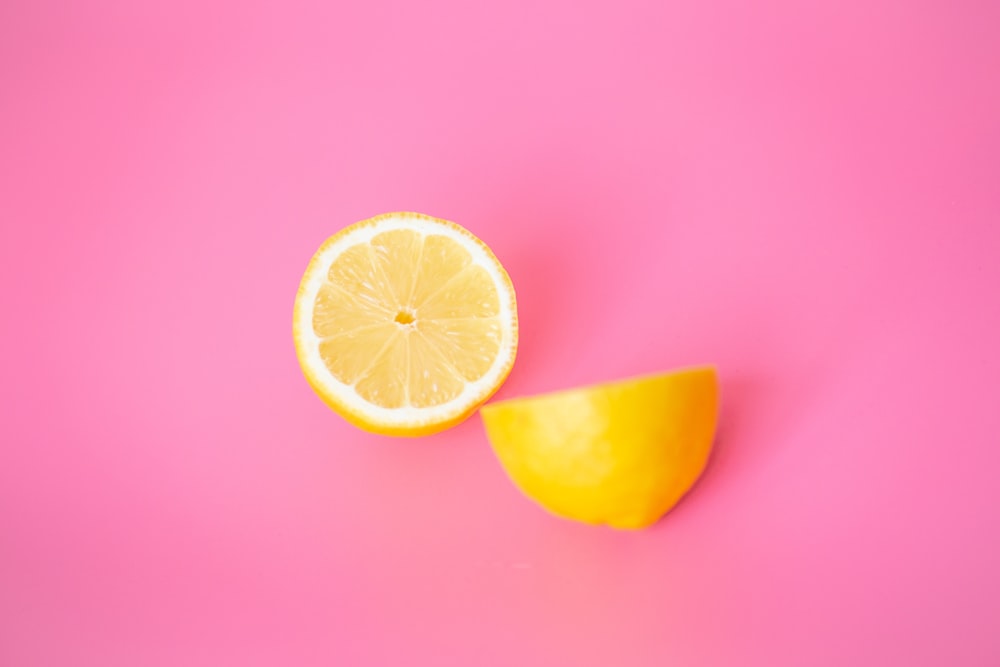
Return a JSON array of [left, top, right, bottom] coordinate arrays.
[[481, 367, 718, 529], [293, 212, 518, 436]]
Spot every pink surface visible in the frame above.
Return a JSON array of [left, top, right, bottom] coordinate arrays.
[[2, 0, 999, 665]]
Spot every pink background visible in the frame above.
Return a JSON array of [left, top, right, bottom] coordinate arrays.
[[2, 0, 999, 664]]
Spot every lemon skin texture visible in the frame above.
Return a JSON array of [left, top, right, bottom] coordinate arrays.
[[481, 367, 719, 529]]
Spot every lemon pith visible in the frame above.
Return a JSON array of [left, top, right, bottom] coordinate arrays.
[[481, 367, 719, 529]]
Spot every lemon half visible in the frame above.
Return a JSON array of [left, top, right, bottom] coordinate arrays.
[[481, 367, 718, 529], [293, 212, 518, 436]]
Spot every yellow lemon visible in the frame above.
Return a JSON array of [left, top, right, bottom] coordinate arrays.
[[481, 367, 718, 529], [293, 212, 518, 436]]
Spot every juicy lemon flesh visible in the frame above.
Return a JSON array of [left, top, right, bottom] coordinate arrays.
[[481, 367, 718, 529], [314, 230, 502, 409], [296, 213, 517, 436]]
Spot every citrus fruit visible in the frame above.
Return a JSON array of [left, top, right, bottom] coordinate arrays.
[[481, 367, 718, 529], [293, 212, 518, 436]]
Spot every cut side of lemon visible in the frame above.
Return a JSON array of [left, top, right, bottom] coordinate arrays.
[[481, 367, 718, 529], [293, 212, 518, 436]]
